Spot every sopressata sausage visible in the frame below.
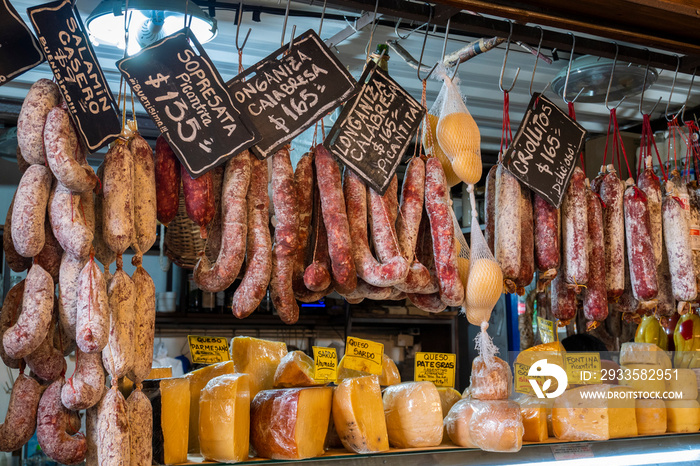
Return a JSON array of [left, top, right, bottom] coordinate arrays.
[[550, 270, 576, 325], [204, 165, 225, 261], [25, 311, 65, 382], [231, 157, 272, 319], [687, 181, 700, 290], [656, 241, 676, 317], [61, 348, 105, 410], [515, 187, 535, 292], [0, 280, 24, 369], [93, 165, 116, 269], [3, 194, 31, 272], [58, 253, 87, 341], [181, 165, 215, 239], [0, 374, 42, 452], [583, 188, 608, 329], [49, 182, 93, 261], [102, 267, 135, 380], [303, 192, 333, 293], [127, 388, 152, 466], [624, 182, 659, 302], [76, 258, 109, 354], [270, 146, 300, 324], [562, 166, 588, 288], [17, 79, 61, 165], [484, 164, 497, 253], [314, 145, 357, 294], [37, 378, 87, 465], [12, 165, 52, 257], [194, 152, 251, 292], [154, 136, 181, 226], [638, 157, 663, 266], [130, 134, 157, 254], [495, 163, 522, 287], [36, 216, 63, 282], [599, 166, 625, 297], [662, 192, 698, 302], [97, 387, 130, 466], [533, 193, 559, 275], [128, 261, 156, 384], [3, 264, 53, 359], [425, 157, 464, 306], [44, 106, 97, 192], [103, 141, 134, 255]]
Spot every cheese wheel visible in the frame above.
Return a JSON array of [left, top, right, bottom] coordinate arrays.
[[422, 114, 460, 187], [383, 382, 443, 448], [635, 399, 667, 435]]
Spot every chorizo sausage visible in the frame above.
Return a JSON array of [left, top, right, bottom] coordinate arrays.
[[550, 270, 576, 325], [0, 280, 23, 368], [49, 182, 93, 261], [44, 106, 97, 193], [62, 348, 105, 410], [656, 240, 676, 317], [314, 145, 357, 294], [624, 182, 658, 302], [97, 387, 130, 466], [93, 165, 116, 269], [58, 253, 87, 341], [37, 378, 87, 465], [687, 181, 700, 290], [103, 141, 134, 255], [662, 192, 697, 302], [231, 157, 272, 319], [128, 261, 156, 383], [303, 181, 332, 293], [76, 258, 109, 354], [12, 165, 52, 257], [17, 79, 61, 165], [154, 135, 181, 226], [562, 166, 588, 288], [102, 267, 135, 380], [484, 164, 497, 253], [194, 151, 251, 292], [292, 152, 314, 296], [638, 157, 663, 266], [407, 208, 444, 311], [340, 279, 393, 303], [25, 311, 65, 382], [533, 193, 559, 278], [36, 215, 63, 282], [583, 188, 608, 329], [495, 163, 521, 287], [127, 388, 152, 466], [130, 134, 157, 254], [425, 157, 464, 306], [599, 166, 625, 298], [0, 374, 42, 452], [181, 166, 215, 239], [3, 194, 31, 272], [3, 264, 53, 359], [515, 187, 535, 292]]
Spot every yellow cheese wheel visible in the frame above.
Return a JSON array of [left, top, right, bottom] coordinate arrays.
[[635, 399, 667, 435], [465, 258, 503, 325], [451, 152, 483, 186], [437, 387, 462, 418], [436, 112, 480, 160], [665, 399, 700, 433], [422, 114, 461, 187], [457, 257, 470, 289]]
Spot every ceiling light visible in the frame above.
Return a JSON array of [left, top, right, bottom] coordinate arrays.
[[86, 0, 217, 54]]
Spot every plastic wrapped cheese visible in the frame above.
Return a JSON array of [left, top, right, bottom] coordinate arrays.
[[635, 399, 667, 435], [618, 364, 667, 394], [199, 374, 250, 463], [230, 336, 287, 398], [469, 355, 511, 400], [437, 387, 462, 418], [332, 375, 389, 454], [619, 342, 672, 369], [514, 395, 548, 442], [443, 398, 477, 448], [383, 382, 443, 448], [250, 386, 333, 460], [273, 351, 322, 388], [337, 353, 401, 386], [141, 377, 191, 465], [185, 361, 234, 453], [469, 400, 524, 452], [665, 400, 700, 432], [666, 368, 699, 400]]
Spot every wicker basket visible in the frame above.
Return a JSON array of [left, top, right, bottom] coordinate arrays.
[[164, 195, 206, 270]]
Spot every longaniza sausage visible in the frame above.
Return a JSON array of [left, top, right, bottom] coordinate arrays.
[[624, 182, 659, 302], [494, 163, 521, 289], [599, 166, 625, 298], [514, 186, 535, 293], [303, 181, 332, 293], [130, 134, 157, 254], [638, 157, 663, 266], [583, 188, 608, 329], [37, 378, 87, 465], [17, 79, 61, 165], [103, 141, 134, 255], [533, 193, 559, 282], [12, 165, 52, 258], [204, 165, 225, 261], [662, 191, 697, 302], [0, 374, 41, 452]]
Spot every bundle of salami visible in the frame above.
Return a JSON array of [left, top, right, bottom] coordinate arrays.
[[1, 79, 155, 465]]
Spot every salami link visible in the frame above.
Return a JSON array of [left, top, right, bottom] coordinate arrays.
[[37, 378, 87, 465], [407, 210, 444, 312], [0, 280, 23, 368], [624, 183, 658, 302], [599, 167, 626, 297], [231, 157, 272, 319], [656, 240, 676, 317], [17, 79, 61, 165], [93, 165, 116, 269], [495, 164, 521, 286], [687, 181, 700, 290], [127, 389, 152, 466], [154, 135, 181, 226], [3, 264, 53, 359], [590, 165, 606, 193], [533, 193, 559, 274], [182, 166, 215, 239], [204, 165, 225, 261], [194, 152, 251, 292], [638, 158, 663, 266], [103, 142, 134, 255], [0, 374, 41, 452], [76, 258, 109, 354], [102, 268, 135, 380], [58, 253, 87, 341], [616, 252, 640, 314], [583, 189, 608, 329], [97, 388, 130, 466], [340, 279, 393, 302], [484, 164, 497, 253], [303, 192, 333, 293], [49, 182, 93, 261], [16, 146, 30, 173], [368, 177, 405, 264], [36, 216, 63, 282], [550, 271, 576, 324], [128, 262, 156, 383], [314, 145, 357, 294], [24, 311, 65, 382], [85, 390, 105, 466], [3, 194, 31, 272], [62, 349, 105, 410], [662, 193, 697, 302], [12, 165, 52, 258], [130, 134, 157, 254], [562, 166, 588, 288], [515, 187, 535, 291], [44, 106, 97, 193], [425, 158, 464, 306]]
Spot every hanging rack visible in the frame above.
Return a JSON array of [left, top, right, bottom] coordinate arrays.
[[416, 8, 437, 81], [639, 50, 663, 116], [364, 0, 380, 63], [235, 0, 251, 52], [604, 43, 626, 110], [562, 33, 585, 104], [498, 21, 520, 93], [528, 26, 543, 96], [664, 55, 681, 121]]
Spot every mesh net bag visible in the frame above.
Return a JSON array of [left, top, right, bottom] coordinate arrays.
[[435, 71, 482, 185], [452, 210, 470, 290], [423, 84, 461, 187]]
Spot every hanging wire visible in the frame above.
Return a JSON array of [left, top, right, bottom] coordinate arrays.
[[441, 18, 451, 62], [561, 33, 585, 104], [317, 0, 327, 37]]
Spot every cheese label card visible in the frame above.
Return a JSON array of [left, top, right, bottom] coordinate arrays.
[[414, 352, 456, 388], [503, 93, 587, 208], [188, 335, 230, 364], [227, 29, 356, 160], [312, 346, 337, 383], [118, 29, 260, 177], [514, 362, 546, 396], [326, 61, 424, 194], [28, 0, 121, 152], [0, 0, 44, 84], [565, 352, 602, 385], [537, 316, 556, 344], [344, 336, 383, 375]]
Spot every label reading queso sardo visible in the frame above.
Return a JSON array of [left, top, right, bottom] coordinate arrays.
[[344, 337, 383, 375]]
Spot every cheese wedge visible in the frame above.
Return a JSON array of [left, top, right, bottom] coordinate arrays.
[[274, 351, 321, 388], [383, 381, 443, 448], [666, 368, 699, 400], [665, 399, 700, 433], [185, 361, 234, 453], [517, 396, 548, 442], [230, 336, 287, 398], [619, 342, 672, 369], [636, 399, 667, 435], [437, 387, 462, 418], [332, 375, 389, 453], [337, 353, 401, 386], [142, 377, 190, 465], [618, 364, 667, 395]]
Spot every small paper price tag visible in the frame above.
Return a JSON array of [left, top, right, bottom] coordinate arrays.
[[514, 362, 546, 396], [537, 316, 556, 344], [187, 335, 230, 365], [312, 346, 337, 383], [344, 337, 383, 375], [414, 352, 456, 388], [565, 352, 602, 385]]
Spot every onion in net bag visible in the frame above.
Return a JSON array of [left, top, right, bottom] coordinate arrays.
[[423, 83, 461, 187]]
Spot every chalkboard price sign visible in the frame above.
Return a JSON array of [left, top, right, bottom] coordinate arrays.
[[118, 30, 260, 177], [28, 0, 121, 152], [0, 0, 44, 85], [227, 29, 356, 160], [503, 93, 587, 208], [325, 62, 424, 194]]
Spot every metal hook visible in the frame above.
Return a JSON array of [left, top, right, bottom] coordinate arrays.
[[498, 21, 521, 93], [680, 68, 696, 122], [416, 8, 437, 81], [235, 0, 251, 52], [562, 33, 580, 104], [639, 50, 662, 116], [604, 43, 627, 110], [529, 26, 543, 97], [441, 17, 451, 62], [664, 55, 681, 121], [394, 19, 409, 40], [364, 0, 380, 63], [317, 0, 327, 37], [280, 0, 292, 48]]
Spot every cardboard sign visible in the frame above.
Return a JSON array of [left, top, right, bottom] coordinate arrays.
[[227, 29, 355, 160], [326, 61, 424, 195], [344, 336, 383, 375], [118, 29, 259, 177], [0, 0, 44, 84], [27, 0, 121, 152], [414, 352, 456, 388], [565, 352, 602, 385], [537, 316, 556, 344], [514, 362, 547, 396], [312, 346, 337, 383], [187, 335, 230, 365], [503, 93, 587, 208]]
